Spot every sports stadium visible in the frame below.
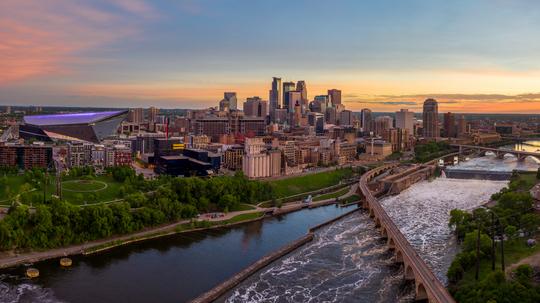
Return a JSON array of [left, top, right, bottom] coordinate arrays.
[[19, 110, 127, 143]]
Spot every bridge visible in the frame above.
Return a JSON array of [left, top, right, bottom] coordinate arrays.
[[451, 144, 540, 161], [359, 164, 456, 303]]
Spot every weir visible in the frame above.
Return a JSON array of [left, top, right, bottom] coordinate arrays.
[[358, 164, 456, 303], [444, 168, 513, 180]]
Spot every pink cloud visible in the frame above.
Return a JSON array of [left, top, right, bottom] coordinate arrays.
[[0, 0, 156, 84]]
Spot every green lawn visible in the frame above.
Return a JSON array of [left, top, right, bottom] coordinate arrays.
[[269, 168, 354, 198], [313, 187, 349, 202], [231, 203, 256, 211], [0, 174, 125, 206]]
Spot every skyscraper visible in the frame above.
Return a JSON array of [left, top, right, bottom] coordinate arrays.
[[287, 91, 302, 113], [456, 114, 467, 136], [444, 112, 456, 138], [328, 89, 341, 106], [296, 81, 308, 111], [360, 108, 373, 133], [395, 109, 414, 134], [269, 77, 282, 118], [339, 110, 353, 126], [282, 82, 296, 112], [148, 107, 159, 123], [422, 98, 439, 138], [224, 92, 238, 110]]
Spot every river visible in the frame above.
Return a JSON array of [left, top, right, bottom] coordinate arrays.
[[0, 205, 355, 303]]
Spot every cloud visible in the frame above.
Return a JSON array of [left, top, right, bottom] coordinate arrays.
[[0, 0, 156, 84]]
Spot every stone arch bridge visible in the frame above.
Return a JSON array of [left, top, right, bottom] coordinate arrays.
[[358, 164, 455, 303]]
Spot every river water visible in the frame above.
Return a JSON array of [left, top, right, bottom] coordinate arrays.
[[0, 205, 355, 303]]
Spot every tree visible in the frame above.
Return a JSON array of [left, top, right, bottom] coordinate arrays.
[[504, 225, 518, 243]]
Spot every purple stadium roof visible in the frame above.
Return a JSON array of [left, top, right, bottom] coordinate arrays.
[[23, 110, 127, 126]]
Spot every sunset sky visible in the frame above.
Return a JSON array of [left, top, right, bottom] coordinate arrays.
[[2, 0, 540, 113]]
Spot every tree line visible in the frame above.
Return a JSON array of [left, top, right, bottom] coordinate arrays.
[[0, 168, 275, 251]]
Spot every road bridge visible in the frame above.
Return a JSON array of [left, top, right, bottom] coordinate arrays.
[[359, 164, 456, 303], [451, 144, 540, 161]]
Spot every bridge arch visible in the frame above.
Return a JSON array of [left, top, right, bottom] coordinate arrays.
[[416, 283, 428, 301], [405, 264, 415, 280], [381, 227, 388, 239], [394, 249, 403, 262]]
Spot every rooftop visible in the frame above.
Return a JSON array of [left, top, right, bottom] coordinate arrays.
[[23, 110, 127, 126]]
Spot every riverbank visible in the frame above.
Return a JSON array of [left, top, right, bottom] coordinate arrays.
[[0, 185, 357, 270]]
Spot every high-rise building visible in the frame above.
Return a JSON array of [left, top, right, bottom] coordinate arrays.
[[225, 92, 237, 110], [128, 108, 144, 123], [282, 82, 296, 112], [308, 112, 325, 134], [422, 98, 439, 138], [287, 91, 302, 113], [339, 110, 353, 126], [296, 81, 308, 110], [374, 116, 393, 136], [395, 109, 414, 135], [220, 92, 238, 111], [328, 89, 342, 106], [456, 114, 467, 137], [243, 97, 268, 118], [148, 107, 159, 123], [444, 112, 456, 138], [269, 77, 282, 120], [360, 108, 373, 133], [325, 107, 337, 125]]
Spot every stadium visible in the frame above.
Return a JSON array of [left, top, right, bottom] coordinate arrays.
[[19, 110, 127, 143]]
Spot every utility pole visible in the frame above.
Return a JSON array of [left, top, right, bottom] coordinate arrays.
[[475, 220, 481, 280], [500, 222, 505, 271], [43, 171, 48, 204], [491, 212, 496, 271]]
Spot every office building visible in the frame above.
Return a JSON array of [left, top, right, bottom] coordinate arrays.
[[269, 77, 282, 119], [360, 108, 373, 134], [128, 108, 144, 123], [423, 98, 439, 138], [395, 109, 414, 134], [148, 107, 159, 123], [244, 97, 268, 118], [339, 110, 353, 126], [328, 89, 342, 106], [456, 115, 467, 137], [444, 112, 456, 138], [282, 82, 296, 112]]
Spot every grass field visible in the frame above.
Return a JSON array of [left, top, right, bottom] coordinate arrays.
[[0, 174, 124, 206], [313, 187, 349, 202], [269, 168, 354, 198]]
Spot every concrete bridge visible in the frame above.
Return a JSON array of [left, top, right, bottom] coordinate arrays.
[[359, 164, 456, 303], [451, 144, 540, 161]]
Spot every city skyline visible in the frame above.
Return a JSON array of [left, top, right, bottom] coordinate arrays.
[[3, 0, 540, 113]]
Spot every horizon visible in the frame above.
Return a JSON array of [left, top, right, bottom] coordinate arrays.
[[2, 0, 540, 113]]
